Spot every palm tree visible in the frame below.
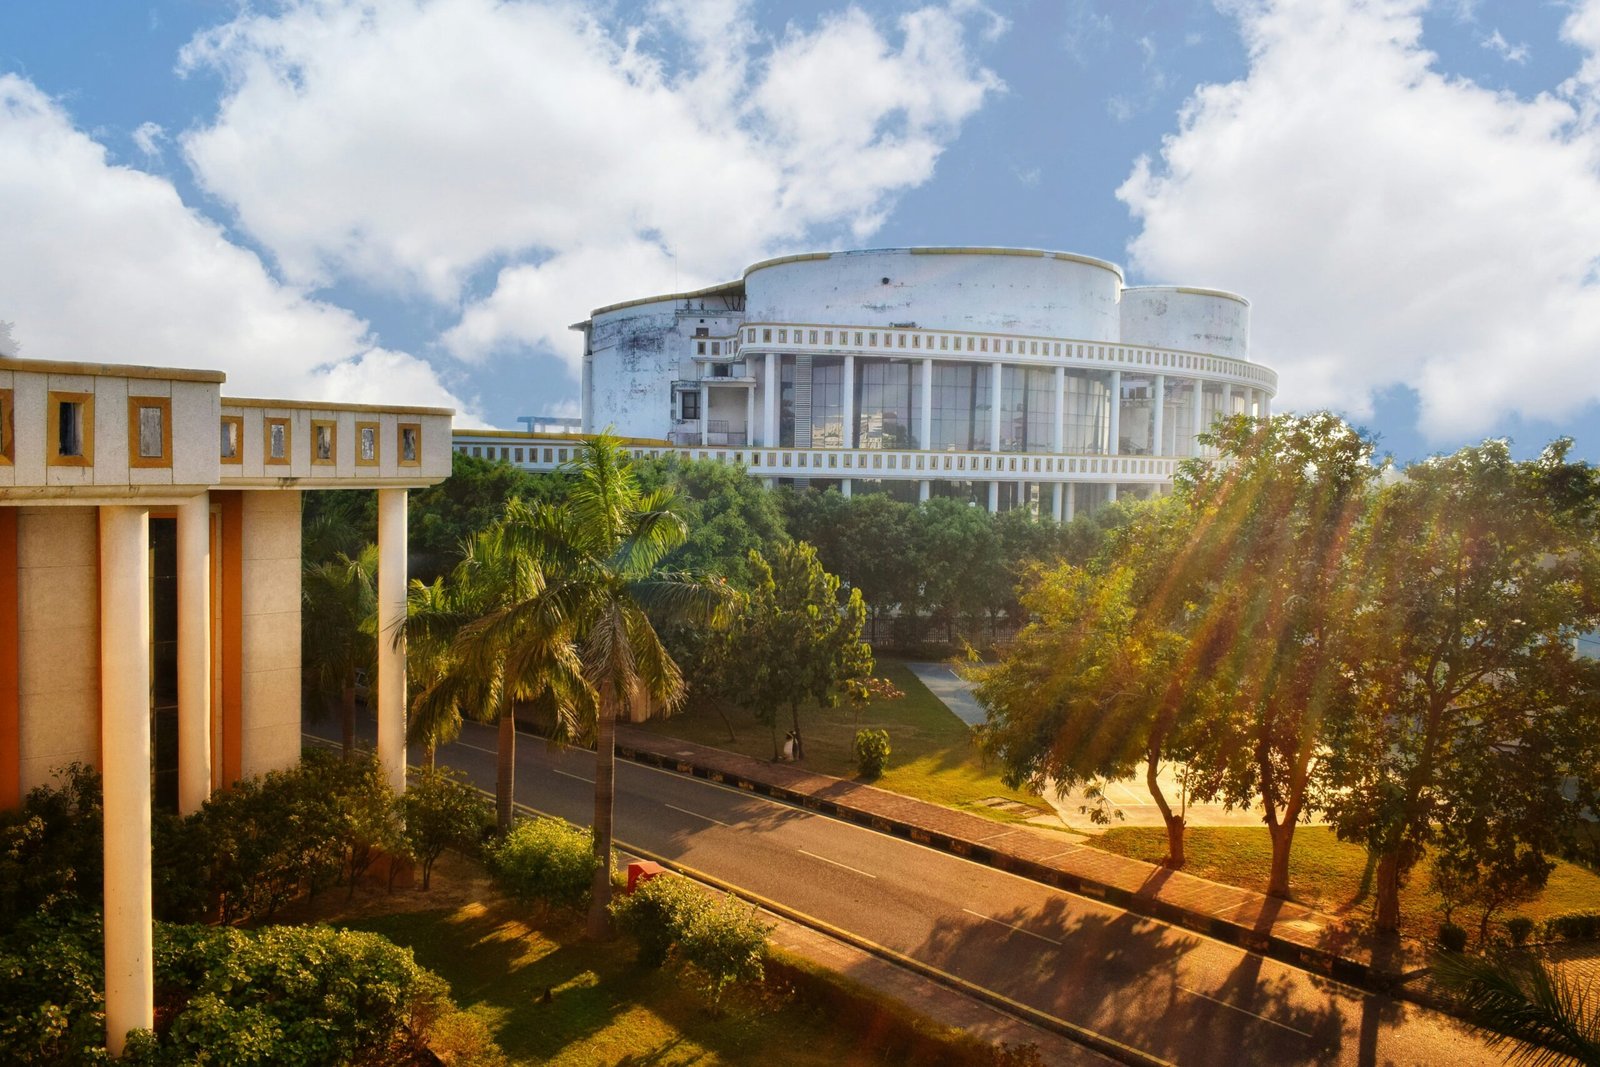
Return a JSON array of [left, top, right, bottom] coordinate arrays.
[[302, 545, 378, 757], [1434, 951, 1600, 1066], [406, 509, 586, 830], [510, 435, 732, 937]]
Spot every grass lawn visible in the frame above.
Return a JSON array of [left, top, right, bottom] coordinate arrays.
[[1091, 824, 1600, 936], [297, 854, 894, 1066], [640, 658, 1053, 823]]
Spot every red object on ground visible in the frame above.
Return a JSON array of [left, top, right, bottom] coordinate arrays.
[[626, 860, 666, 894]]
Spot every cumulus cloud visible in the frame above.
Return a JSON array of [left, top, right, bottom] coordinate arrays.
[[0, 74, 479, 419], [1118, 0, 1600, 441], [177, 0, 1002, 371], [131, 121, 166, 159], [1480, 29, 1529, 65]]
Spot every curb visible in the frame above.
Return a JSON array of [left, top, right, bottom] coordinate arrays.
[[616, 740, 1422, 1003]]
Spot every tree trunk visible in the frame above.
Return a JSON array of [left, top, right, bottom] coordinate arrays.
[[1374, 850, 1402, 936], [340, 681, 356, 758], [496, 708, 516, 832], [714, 704, 738, 744], [423, 744, 436, 772], [789, 703, 804, 762], [1267, 821, 1296, 899], [588, 704, 617, 939], [1146, 759, 1185, 868]]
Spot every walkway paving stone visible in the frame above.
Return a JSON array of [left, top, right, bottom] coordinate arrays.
[[619, 725, 1433, 994]]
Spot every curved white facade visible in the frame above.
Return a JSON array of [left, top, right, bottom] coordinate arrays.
[[460, 248, 1276, 517]]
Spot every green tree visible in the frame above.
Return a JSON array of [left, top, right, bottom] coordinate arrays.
[[406, 503, 588, 832], [1174, 413, 1379, 898], [914, 496, 997, 643], [402, 769, 491, 890], [1323, 439, 1600, 935], [507, 435, 733, 937], [302, 545, 378, 757], [721, 542, 873, 762], [408, 450, 571, 582], [973, 544, 1206, 867], [634, 455, 790, 588]]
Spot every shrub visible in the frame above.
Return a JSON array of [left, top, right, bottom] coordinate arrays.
[[1437, 922, 1469, 953], [402, 769, 492, 889], [1506, 916, 1535, 947], [0, 911, 503, 1065], [488, 817, 597, 912], [612, 872, 708, 967], [0, 763, 103, 925], [854, 728, 891, 779], [611, 873, 772, 1007], [1543, 911, 1600, 942]]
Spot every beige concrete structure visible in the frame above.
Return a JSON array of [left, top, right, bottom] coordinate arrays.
[[0, 357, 452, 1055]]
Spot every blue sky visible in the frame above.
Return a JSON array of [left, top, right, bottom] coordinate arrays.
[[3, 0, 1600, 466]]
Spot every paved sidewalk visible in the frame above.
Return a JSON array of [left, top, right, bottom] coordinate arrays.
[[619, 725, 1431, 994]]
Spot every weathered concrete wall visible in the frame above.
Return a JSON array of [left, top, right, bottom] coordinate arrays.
[[16, 506, 100, 790], [585, 295, 742, 438], [239, 490, 300, 779], [1119, 287, 1250, 361], [743, 249, 1123, 341]]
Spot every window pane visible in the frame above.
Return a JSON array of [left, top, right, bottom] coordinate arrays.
[[270, 423, 285, 458], [360, 427, 376, 461], [139, 406, 164, 458]]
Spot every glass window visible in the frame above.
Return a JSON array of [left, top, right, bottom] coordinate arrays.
[[58, 402, 83, 456], [266, 418, 290, 463], [681, 391, 700, 420], [854, 358, 921, 450], [220, 416, 242, 461], [357, 422, 378, 465], [138, 406, 163, 458], [399, 424, 421, 465], [312, 420, 335, 464]]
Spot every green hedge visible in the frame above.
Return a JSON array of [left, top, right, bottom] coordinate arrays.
[[0, 913, 504, 1066]]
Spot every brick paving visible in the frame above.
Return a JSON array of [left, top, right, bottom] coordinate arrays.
[[619, 724, 1432, 992]]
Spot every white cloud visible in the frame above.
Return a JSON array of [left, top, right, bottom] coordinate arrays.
[[131, 121, 166, 158], [1118, 0, 1600, 441], [177, 0, 1002, 372], [1480, 29, 1528, 64], [0, 74, 478, 419]]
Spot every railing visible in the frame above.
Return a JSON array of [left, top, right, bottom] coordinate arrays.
[[455, 434, 1180, 484], [736, 322, 1277, 392]]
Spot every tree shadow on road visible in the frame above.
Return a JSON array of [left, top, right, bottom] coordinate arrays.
[[914, 896, 1352, 1066]]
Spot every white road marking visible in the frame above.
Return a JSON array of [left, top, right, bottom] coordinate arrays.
[[449, 741, 498, 757], [1177, 986, 1314, 1038], [553, 768, 593, 784], [798, 848, 877, 879], [962, 908, 1064, 946], [665, 803, 729, 827]]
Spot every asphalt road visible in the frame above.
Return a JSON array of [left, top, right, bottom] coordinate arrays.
[[318, 715, 1503, 1067]]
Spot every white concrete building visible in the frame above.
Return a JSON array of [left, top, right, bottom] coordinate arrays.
[[454, 247, 1276, 516], [0, 356, 452, 1054]]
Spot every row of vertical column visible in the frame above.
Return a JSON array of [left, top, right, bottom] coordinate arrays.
[[752, 355, 1269, 455], [98, 488, 409, 1055]]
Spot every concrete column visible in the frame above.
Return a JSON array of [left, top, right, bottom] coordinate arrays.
[[842, 354, 856, 449], [918, 480, 930, 502], [1051, 484, 1064, 522], [764, 352, 778, 446], [1053, 366, 1065, 452], [745, 386, 755, 446], [989, 362, 1003, 451], [1108, 370, 1121, 455], [840, 479, 852, 500], [100, 506, 152, 1056], [988, 480, 999, 512], [1108, 483, 1118, 503], [1261, 391, 1272, 418], [176, 494, 211, 816], [1191, 377, 1205, 457], [1152, 374, 1166, 457], [920, 357, 933, 450], [699, 382, 710, 446], [377, 489, 408, 795]]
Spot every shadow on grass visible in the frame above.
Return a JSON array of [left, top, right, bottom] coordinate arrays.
[[914, 896, 1360, 1067]]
